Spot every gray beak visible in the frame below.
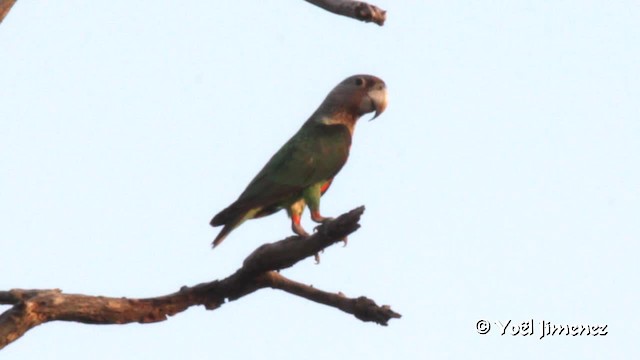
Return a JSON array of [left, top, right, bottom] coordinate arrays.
[[368, 86, 388, 121]]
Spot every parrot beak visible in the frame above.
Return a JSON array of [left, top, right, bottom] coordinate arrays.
[[368, 85, 388, 121]]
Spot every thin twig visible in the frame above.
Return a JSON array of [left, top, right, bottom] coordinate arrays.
[[305, 0, 387, 26]]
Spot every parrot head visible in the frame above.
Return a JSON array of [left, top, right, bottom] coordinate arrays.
[[316, 74, 388, 127]]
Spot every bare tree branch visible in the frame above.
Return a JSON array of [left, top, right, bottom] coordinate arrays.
[[0, 206, 400, 350], [0, 1, 388, 27], [305, 0, 387, 26], [0, 0, 17, 25], [265, 272, 400, 325]]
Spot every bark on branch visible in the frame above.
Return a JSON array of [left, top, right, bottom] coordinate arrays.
[[305, 0, 387, 26], [0, 206, 400, 350]]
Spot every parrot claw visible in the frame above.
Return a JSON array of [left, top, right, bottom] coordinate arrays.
[[314, 249, 325, 264], [312, 217, 335, 233], [292, 220, 310, 238], [341, 236, 348, 247]]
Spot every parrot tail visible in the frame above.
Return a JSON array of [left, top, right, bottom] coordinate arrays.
[[212, 223, 236, 248], [210, 205, 260, 248]]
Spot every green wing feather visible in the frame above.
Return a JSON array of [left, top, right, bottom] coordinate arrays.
[[211, 122, 351, 228]]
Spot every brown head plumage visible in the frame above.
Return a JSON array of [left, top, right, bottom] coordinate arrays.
[[311, 74, 388, 132]]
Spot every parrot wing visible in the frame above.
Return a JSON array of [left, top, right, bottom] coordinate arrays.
[[211, 124, 350, 227]]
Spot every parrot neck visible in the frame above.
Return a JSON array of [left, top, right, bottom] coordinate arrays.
[[316, 111, 358, 135]]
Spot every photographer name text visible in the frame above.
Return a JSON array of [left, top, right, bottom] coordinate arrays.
[[475, 319, 608, 339]]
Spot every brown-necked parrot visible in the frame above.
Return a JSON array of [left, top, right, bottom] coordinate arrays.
[[210, 74, 388, 247]]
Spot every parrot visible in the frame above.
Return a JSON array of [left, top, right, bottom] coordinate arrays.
[[210, 74, 387, 247]]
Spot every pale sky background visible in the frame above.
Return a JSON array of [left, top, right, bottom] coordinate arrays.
[[1, 1, 639, 359]]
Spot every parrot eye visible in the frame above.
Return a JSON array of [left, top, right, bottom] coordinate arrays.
[[354, 77, 365, 87]]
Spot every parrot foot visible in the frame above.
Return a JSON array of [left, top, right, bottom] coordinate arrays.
[[311, 212, 335, 224], [292, 221, 310, 238], [312, 222, 347, 246]]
